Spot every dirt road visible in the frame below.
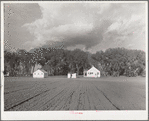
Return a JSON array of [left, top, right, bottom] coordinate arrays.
[[4, 76, 146, 111]]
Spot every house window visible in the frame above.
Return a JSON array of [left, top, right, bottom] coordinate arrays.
[[34, 73, 36, 75]]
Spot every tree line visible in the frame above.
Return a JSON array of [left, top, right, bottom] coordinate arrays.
[[4, 47, 146, 77]]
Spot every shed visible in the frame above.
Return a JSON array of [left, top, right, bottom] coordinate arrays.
[[71, 73, 76, 78], [84, 66, 100, 78], [33, 69, 48, 78], [67, 73, 71, 78]]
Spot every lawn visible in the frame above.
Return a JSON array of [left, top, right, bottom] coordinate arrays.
[[4, 76, 146, 111]]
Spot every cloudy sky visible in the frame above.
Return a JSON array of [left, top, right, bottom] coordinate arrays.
[[4, 2, 147, 53]]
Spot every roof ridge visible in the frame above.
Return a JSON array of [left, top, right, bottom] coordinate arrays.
[[88, 66, 100, 71], [35, 68, 47, 73]]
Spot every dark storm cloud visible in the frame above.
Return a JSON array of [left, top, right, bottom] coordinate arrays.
[[22, 3, 146, 52]]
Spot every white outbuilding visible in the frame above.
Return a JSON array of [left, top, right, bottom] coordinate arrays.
[[33, 69, 48, 78], [67, 73, 77, 78], [71, 73, 76, 78], [84, 66, 100, 78], [67, 73, 71, 78]]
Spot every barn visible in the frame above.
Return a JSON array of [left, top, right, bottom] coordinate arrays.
[[33, 69, 48, 78], [84, 66, 100, 78]]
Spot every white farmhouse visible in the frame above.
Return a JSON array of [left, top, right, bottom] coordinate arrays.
[[33, 69, 48, 78], [84, 66, 100, 78]]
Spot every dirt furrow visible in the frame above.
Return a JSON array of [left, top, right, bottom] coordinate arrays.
[[23, 81, 68, 110], [44, 86, 70, 110], [87, 83, 96, 110], [77, 81, 86, 110], [60, 91, 75, 110], [30, 81, 71, 110], [7, 88, 53, 111], [4, 80, 36, 90], [84, 82, 90, 110], [93, 84, 120, 110], [4, 81, 57, 95], [5, 81, 66, 110], [89, 84, 97, 110], [4, 77, 145, 111], [68, 81, 81, 110], [5, 84, 48, 110], [9, 81, 65, 111], [49, 82, 75, 110], [56, 81, 77, 110]]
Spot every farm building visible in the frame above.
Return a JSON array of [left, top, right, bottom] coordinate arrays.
[[84, 66, 100, 78], [67, 73, 77, 78], [33, 69, 48, 78]]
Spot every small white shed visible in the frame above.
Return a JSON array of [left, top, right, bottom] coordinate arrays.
[[84, 66, 100, 78], [33, 69, 48, 78], [71, 73, 76, 78], [67, 73, 71, 78], [67, 73, 77, 78]]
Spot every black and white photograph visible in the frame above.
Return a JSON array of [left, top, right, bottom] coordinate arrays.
[[1, 1, 148, 120]]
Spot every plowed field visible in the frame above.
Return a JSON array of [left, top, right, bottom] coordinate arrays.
[[4, 76, 146, 111]]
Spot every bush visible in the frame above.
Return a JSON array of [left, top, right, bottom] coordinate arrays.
[[140, 70, 146, 77], [112, 71, 120, 77]]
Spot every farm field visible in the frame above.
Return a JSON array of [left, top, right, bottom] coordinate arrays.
[[4, 76, 146, 111]]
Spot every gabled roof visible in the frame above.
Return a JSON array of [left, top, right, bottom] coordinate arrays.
[[34, 69, 48, 73], [87, 66, 100, 72]]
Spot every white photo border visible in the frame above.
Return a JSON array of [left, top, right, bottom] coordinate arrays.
[[1, 1, 148, 120]]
